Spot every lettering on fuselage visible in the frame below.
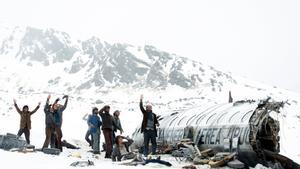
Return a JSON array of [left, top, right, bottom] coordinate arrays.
[[196, 126, 250, 145], [157, 126, 250, 146]]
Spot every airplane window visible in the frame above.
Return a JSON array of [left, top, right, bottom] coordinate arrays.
[[196, 104, 226, 125], [241, 110, 253, 122], [217, 112, 229, 123], [171, 112, 179, 116], [178, 116, 187, 125], [190, 106, 216, 124], [196, 114, 208, 125], [189, 112, 203, 124], [186, 115, 196, 125], [228, 111, 240, 123], [169, 116, 179, 126], [206, 113, 216, 124]]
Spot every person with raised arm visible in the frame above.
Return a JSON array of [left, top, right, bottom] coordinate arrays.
[[139, 94, 159, 156], [51, 95, 69, 152], [42, 95, 57, 149], [13, 99, 40, 145], [98, 105, 114, 158]]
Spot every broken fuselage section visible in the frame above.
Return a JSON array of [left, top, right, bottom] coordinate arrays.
[[132, 98, 299, 168]]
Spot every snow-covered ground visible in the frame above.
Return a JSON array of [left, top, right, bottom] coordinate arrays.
[[0, 25, 300, 168], [0, 148, 193, 169]]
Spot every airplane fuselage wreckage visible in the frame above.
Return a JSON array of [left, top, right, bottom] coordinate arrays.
[[132, 98, 300, 168]]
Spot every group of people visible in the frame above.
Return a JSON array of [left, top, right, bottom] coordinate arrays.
[[14, 95, 69, 152], [13, 94, 159, 161], [84, 105, 124, 158]]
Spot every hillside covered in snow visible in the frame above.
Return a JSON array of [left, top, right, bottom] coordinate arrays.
[[0, 25, 300, 168]]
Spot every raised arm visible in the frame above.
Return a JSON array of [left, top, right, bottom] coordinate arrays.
[[82, 113, 89, 121], [30, 102, 41, 115], [44, 95, 51, 112], [98, 107, 105, 116], [139, 95, 146, 114], [13, 99, 22, 114], [61, 95, 69, 111]]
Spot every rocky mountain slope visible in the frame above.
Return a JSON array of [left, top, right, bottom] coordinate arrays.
[[0, 25, 300, 165], [1, 25, 298, 108]]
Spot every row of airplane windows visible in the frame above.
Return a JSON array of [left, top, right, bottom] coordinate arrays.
[[163, 109, 254, 127]]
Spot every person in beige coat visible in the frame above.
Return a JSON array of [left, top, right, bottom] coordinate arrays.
[[13, 99, 40, 144]]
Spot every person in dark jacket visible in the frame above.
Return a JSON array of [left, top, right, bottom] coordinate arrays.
[[99, 105, 114, 158], [112, 110, 123, 141], [139, 95, 159, 156], [45, 95, 68, 152], [88, 107, 102, 154], [42, 95, 58, 149], [112, 135, 134, 162], [13, 99, 40, 144]]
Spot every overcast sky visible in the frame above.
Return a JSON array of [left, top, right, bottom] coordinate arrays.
[[0, 0, 299, 92]]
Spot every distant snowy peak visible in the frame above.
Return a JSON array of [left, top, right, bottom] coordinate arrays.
[[0, 27, 76, 65], [0, 26, 236, 91]]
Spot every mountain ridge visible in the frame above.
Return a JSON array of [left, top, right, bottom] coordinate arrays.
[[0, 26, 237, 93]]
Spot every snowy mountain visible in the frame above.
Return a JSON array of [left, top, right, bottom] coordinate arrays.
[[0, 25, 300, 168], [1, 25, 299, 106], [0, 26, 237, 90]]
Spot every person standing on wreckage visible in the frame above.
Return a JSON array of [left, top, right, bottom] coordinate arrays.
[[13, 99, 41, 145], [42, 95, 59, 150], [51, 95, 69, 152], [139, 95, 159, 156]]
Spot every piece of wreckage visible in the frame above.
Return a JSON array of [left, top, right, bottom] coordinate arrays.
[[131, 98, 300, 168], [0, 133, 79, 154]]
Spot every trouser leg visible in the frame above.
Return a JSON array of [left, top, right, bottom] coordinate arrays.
[[24, 128, 30, 144], [112, 132, 117, 144], [42, 127, 52, 149], [92, 131, 100, 154], [50, 131, 57, 148], [103, 129, 113, 158], [17, 128, 24, 137], [85, 129, 92, 146], [150, 130, 157, 155], [143, 130, 151, 156], [55, 127, 63, 151]]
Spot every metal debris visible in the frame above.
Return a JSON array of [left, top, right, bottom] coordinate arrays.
[[0, 133, 27, 150], [70, 160, 94, 167], [42, 148, 61, 155]]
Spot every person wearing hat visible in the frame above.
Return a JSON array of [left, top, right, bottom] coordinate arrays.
[[13, 99, 41, 145], [99, 105, 114, 158]]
